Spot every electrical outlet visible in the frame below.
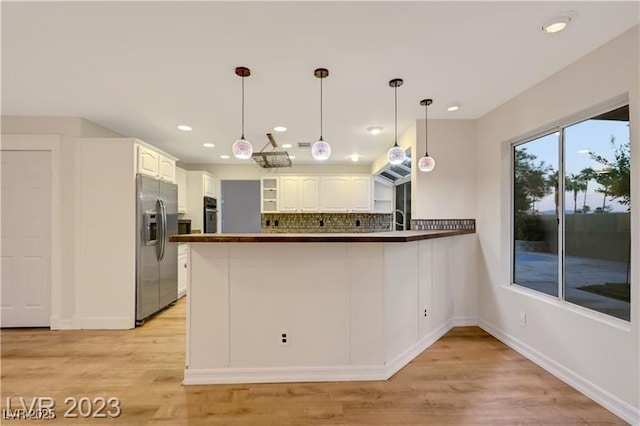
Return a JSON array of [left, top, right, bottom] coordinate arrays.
[[422, 305, 429, 318], [518, 310, 527, 327], [279, 329, 290, 346]]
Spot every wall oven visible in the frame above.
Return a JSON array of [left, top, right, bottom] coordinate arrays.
[[203, 196, 218, 233]]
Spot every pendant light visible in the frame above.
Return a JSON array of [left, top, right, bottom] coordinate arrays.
[[311, 68, 331, 161], [418, 99, 436, 172], [231, 66, 253, 160], [387, 78, 406, 165]]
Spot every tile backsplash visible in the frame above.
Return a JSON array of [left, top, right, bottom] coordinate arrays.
[[411, 218, 476, 231], [262, 213, 392, 233]]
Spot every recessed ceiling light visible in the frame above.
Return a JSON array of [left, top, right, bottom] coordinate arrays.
[[578, 149, 591, 154], [282, 143, 293, 149], [274, 126, 287, 132], [289, 155, 296, 160], [203, 143, 215, 148], [447, 102, 462, 112], [366, 126, 383, 135], [351, 155, 359, 162], [220, 155, 230, 159], [177, 125, 192, 132], [542, 13, 575, 34]]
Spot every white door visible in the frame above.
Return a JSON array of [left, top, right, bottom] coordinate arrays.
[[1, 151, 52, 327]]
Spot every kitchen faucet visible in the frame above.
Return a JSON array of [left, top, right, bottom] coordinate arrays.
[[394, 209, 405, 230]]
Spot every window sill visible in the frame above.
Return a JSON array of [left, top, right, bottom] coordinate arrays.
[[502, 283, 631, 332]]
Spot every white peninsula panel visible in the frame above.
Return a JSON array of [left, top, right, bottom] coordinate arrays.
[[180, 230, 476, 385]]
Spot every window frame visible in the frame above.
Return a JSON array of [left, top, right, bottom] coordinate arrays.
[[509, 95, 631, 322]]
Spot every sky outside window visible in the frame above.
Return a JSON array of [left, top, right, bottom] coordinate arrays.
[[524, 118, 629, 214]]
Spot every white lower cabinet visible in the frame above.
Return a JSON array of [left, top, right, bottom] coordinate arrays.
[[178, 244, 188, 298]]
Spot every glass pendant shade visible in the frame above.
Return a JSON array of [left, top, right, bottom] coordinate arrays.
[[418, 155, 436, 172], [232, 138, 253, 159], [311, 139, 331, 161], [387, 145, 406, 165]]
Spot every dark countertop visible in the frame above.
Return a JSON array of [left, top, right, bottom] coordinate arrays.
[[169, 229, 474, 243]]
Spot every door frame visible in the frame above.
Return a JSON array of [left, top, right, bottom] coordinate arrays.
[[1, 134, 62, 328]]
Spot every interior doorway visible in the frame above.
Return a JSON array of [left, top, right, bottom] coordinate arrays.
[[1, 150, 52, 327], [220, 180, 261, 233]]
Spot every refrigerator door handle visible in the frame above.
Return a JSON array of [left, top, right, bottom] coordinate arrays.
[[158, 198, 166, 261]]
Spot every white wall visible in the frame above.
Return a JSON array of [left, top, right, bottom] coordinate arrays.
[[1, 117, 125, 328], [414, 119, 477, 219], [476, 25, 639, 420], [74, 139, 136, 328]]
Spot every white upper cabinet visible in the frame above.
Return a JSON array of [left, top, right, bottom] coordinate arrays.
[[175, 167, 188, 214], [279, 176, 299, 212], [186, 171, 217, 232], [298, 177, 319, 212], [158, 155, 176, 182], [350, 176, 372, 212], [203, 174, 215, 198], [277, 176, 320, 213], [137, 145, 160, 177], [136, 143, 176, 183], [260, 175, 374, 213], [320, 176, 351, 212]]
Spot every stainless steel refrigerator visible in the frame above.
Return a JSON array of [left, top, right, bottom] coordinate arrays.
[[136, 174, 178, 323]]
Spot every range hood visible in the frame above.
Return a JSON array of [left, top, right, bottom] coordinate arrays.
[[252, 133, 292, 168]]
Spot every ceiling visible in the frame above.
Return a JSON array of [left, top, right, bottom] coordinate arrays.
[[2, 2, 638, 165]]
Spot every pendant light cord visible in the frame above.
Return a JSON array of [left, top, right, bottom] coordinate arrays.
[[241, 76, 245, 139], [319, 76, 323, 140], [394, 84, 398, 146], [424, 101, 428, 155]]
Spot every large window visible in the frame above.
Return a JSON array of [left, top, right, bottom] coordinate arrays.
[[512, 104, 631, 321]]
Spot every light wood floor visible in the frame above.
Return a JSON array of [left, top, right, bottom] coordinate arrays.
[[1, 299, 626, 425]]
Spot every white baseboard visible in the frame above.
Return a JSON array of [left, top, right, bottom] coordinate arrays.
[[185, 319, 457, 386], [50, 315, 134, 330], [451, 316, 478, 327], [77, 316, 135, 330], [184, 364, 387, 385], [478, 319, 640, 425], [49, 316, 73, 330], [384, 320, 453, 379]]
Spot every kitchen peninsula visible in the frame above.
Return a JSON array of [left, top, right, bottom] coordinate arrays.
[[170, 228, 477, 385]]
